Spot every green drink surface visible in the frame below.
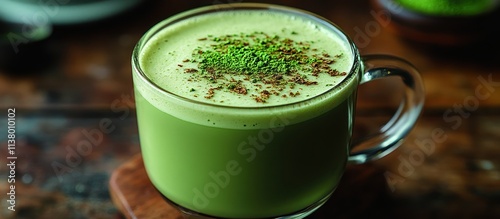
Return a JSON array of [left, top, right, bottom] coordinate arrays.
[[134, 7, 359, 218], [139, 9, 353, 107], [136, 9, 358, 129]]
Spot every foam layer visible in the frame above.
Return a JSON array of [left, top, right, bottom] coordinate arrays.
[[133, 8, 359, 129]]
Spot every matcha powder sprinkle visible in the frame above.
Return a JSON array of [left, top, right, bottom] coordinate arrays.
[[181, 31, 346, 103]]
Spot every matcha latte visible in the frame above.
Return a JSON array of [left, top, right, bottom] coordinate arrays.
[[133, 5, 360, 219], [140, 10, 353, 107]]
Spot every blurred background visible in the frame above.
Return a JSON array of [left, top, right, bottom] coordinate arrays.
[[0, 0, 500, 218]]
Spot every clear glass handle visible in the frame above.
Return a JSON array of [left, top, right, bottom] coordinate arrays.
[[348, 55, 425, 164]]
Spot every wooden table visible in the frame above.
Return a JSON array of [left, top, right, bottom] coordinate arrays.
[[1, 0, 499, 218]]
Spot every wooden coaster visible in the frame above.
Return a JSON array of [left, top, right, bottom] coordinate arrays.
[[109, 154, 389, 219], [109, 153, 184, 219]]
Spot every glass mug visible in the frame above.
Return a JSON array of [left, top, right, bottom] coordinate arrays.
[[132, 3, 424, 219]]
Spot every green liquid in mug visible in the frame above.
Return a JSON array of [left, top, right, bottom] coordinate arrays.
[[134, 9, 360, 218]]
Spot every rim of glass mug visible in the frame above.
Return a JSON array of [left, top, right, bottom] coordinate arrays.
[[132, 3, 362, 130]]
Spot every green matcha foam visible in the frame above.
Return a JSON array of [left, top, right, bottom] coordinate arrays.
[[133, 9, 359, 129]]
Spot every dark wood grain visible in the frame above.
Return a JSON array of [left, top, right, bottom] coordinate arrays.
[[109, 154, 183, 219]]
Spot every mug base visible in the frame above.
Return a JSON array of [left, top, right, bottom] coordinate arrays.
[[156, 188, 334, 219]]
